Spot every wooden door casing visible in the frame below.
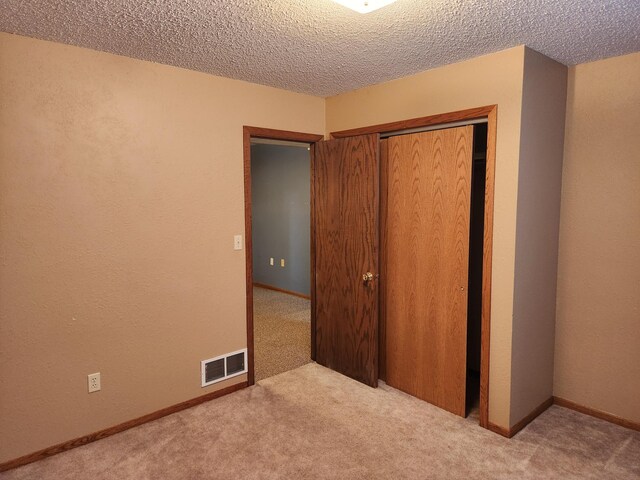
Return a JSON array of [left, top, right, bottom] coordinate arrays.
[[383, 126, 473, 416], [243, 126, 324, 386], [314, 134, 380, 387]]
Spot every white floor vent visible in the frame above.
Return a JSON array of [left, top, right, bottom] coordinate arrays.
[[201, 348, 248, 387]]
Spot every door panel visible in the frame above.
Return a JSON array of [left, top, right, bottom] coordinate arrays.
[[314, 134, 379, 387], [384, 126, 473, 416]]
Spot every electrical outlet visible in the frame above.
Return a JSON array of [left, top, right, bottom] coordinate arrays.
[[233, 235, 243, 250], [269, 257, 274, 266], [280, 259, 285, 267], [88, 373, 101, 393]]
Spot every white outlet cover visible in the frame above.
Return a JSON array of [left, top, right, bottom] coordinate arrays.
[[233, 235, 243, 250], [88, 372, 101, 393]]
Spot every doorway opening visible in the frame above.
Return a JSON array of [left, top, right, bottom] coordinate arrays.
[[251, 139, 311, 382], [243, 127, 324, 386], [466, 122, 487, 417]]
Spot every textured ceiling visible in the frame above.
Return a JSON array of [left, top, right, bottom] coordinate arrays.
[[1, 0, 639, 96]]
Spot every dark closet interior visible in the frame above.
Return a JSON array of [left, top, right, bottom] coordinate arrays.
[[466, 123, 487, 415]]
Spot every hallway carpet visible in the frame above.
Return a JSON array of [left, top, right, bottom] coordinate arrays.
[[2, 363, 638, 479], [253, 286, 311, 381]]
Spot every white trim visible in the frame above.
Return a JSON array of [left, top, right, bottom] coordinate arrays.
[[201, 348, 248, 387]]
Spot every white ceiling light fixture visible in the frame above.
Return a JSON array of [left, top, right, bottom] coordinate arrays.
[[332, 0, 398, 14]]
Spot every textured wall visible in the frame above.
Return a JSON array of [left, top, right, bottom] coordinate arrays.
[[554, 52, 640, 423], [251, 144, 310, 296], [0, 32, 324, 463], [509, 48, 567, 426], [326, 47, 526, 429]]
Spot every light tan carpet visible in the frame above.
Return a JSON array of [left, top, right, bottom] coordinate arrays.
[[254, 286, 311, 382], [3, 363, 638, 479]]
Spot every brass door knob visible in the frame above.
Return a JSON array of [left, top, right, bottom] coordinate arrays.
[[362, 272, 375, 283]]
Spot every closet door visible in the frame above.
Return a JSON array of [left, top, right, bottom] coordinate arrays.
[[314, 134, 380, 387], [384, 126, 473, 416]]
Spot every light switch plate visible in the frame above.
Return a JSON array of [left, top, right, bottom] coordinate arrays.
[[233, 235, 243, 250]]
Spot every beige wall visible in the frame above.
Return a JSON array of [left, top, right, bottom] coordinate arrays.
[[509, 49, 567, 425], [326, 47, 527, 428], [0, 32, 325, 462], [554, 52, 640, 422], [3, 28, 635, 463]]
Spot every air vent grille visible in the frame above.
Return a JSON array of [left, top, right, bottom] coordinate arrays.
[[204, 358, 225, 384], [201, 348, 248, 387], [226, 352, 245, 376]]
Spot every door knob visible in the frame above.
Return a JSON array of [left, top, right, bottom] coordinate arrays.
[[362, 272, 375, 283]]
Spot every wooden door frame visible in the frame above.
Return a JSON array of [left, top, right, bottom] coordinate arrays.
[[330, 105, 497, 429], [243, 126, 324, 386]]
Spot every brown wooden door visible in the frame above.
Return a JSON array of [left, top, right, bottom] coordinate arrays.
[[313, 134, 380, 387], [383, 126, 473, 416]]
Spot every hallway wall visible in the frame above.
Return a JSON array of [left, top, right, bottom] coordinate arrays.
[[251, 144, 311, 296]]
